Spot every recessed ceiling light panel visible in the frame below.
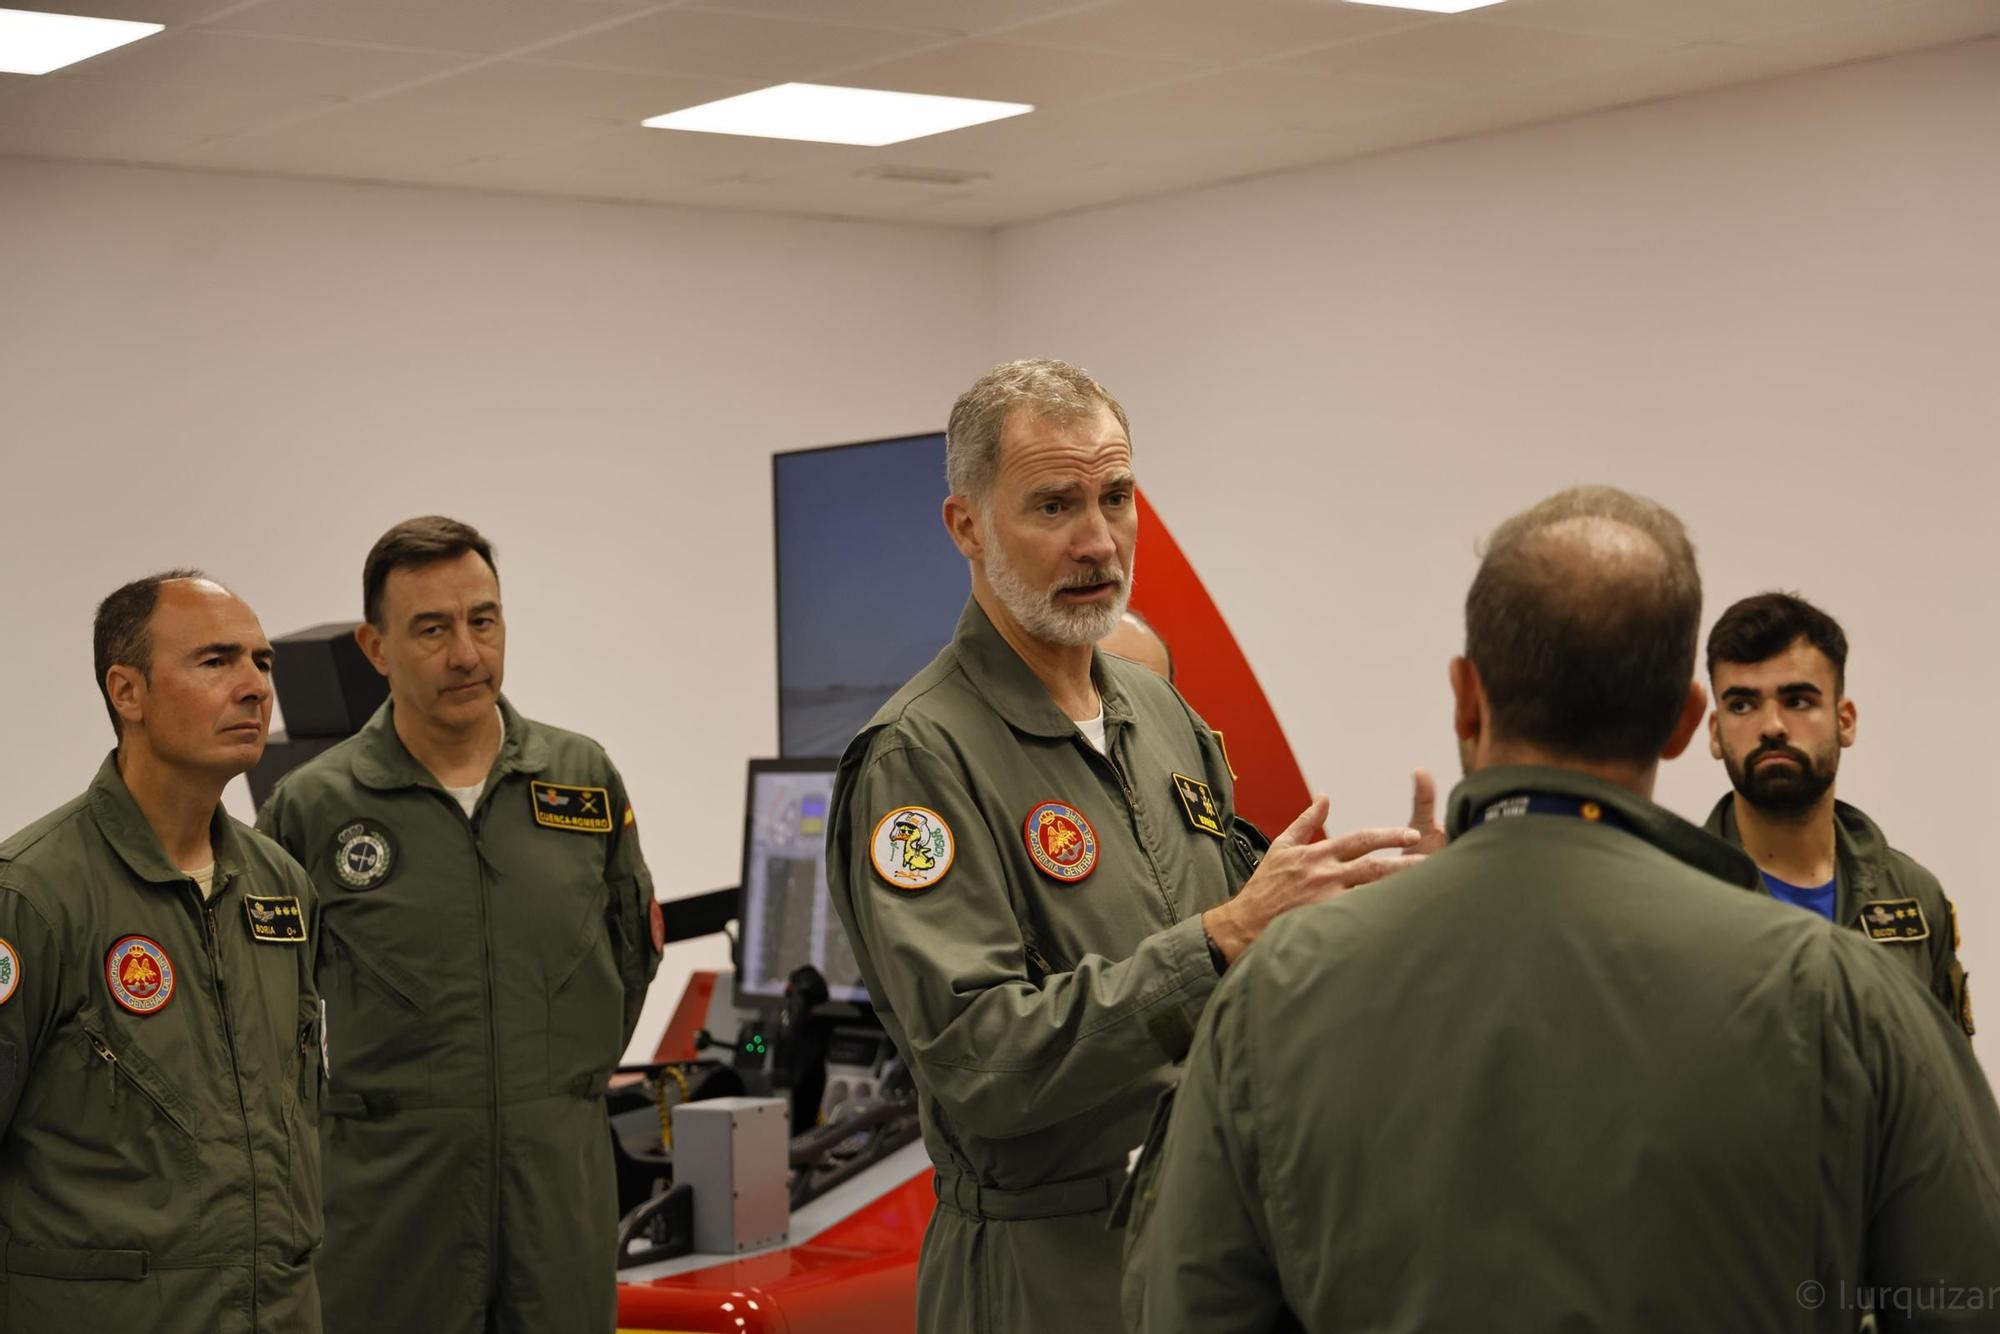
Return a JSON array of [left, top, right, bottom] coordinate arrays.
[[1341, 0, 1509, 12], [0, 7, 163, 75], [643, 83, 1033, 148]]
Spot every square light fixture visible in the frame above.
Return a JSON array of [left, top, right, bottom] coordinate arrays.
[[1342, 0, 1508, 12], [643, 83, 1033, 148], [0, 6, 163, 74]]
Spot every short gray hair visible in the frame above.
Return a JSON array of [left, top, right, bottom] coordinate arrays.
[[945, 358, 1131, 501]]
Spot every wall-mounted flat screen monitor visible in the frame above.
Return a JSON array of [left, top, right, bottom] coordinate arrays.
[[773, 432, 961, 758], [735, 757, 869, 1007]]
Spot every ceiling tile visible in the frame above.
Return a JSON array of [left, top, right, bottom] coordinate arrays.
[[1490, 0, 1917, 46], [207, 0, 655, 57], [46, 27, 469, 96], [51, 0, 250, 23], [1000, 0, 1442, 66], [374, 59, 741, 124], [829, 36, 1200, 107], [1745, 0, 2000, 66], [532, 8, 948, 80], [183, 99, 609, 175], [1272, 17, 1683, 88], [680, 0, 1119, 39]]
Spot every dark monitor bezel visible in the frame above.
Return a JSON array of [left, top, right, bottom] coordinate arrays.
[[731, 755, 862, 1011]]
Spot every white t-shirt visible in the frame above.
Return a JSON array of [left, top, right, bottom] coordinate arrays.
[[190, 863, 217, 902], [446, 782, 485, 819], [1077, 707, 1107, 755]]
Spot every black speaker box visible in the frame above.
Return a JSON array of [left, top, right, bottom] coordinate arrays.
[[272, 621, 388, 739], [246, 731, 346, 810]]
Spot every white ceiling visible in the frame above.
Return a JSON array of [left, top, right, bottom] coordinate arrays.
[[2, 0, 1996, 226]]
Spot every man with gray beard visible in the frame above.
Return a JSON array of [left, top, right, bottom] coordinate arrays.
[[825, 359, 1437, 1334]]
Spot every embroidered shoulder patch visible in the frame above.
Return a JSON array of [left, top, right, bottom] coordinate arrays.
[[1858, 898, 1929, 943], [0, 936, 18, 1007], [244, 894, 308, 944], [1172, 773, 1226, 838], [870, 807, 955, 892], [531, 781, 614, 833], [106, 936, 176, 1016], [1024, 801, 1098, 884]]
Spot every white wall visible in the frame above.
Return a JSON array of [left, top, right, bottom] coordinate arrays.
[[0, 157, 994, 1056], [993, 38, 2000, 1068]]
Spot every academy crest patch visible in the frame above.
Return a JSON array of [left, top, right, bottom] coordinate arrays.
[[244, 894, 307, 944], [333, 822, 395, 891], [531, 781, 614, 834], [0, 936, 18, 1007], [870, 807, 955, 892], [1024, 801, 1098, 883], [1172, 773, 1226, 838], [106, 936, 175, 1016], [1858, 898, 1929, 943]]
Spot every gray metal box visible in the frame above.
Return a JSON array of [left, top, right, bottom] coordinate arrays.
[[671, 1096, 790, 1254]]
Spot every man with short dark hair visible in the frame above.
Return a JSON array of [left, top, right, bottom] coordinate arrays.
[[0, 572, 323, 1331], [257, 517, 661, 1334], [1703, 591, 1972, 1037], [1123, 486, 2000, 1332], [826, 359, 1435, 1334]]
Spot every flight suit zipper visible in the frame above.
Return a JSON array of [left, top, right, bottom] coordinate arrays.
[[204, 888, 260, 1325], [86, 1030, 196, 1140], [1084, 730, 1178, 920], [457, 788, 505, 1313]]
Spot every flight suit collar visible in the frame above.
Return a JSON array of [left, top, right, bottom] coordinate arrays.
[[951, 598, 1133, 737], [1448, 765, 1758, 889], [1703, 793, 1885, 921], [348, 695, 549, 792], [85, 749, 249, 888]]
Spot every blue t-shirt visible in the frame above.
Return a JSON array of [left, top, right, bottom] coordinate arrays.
[[1761, 869, 1837, 921]]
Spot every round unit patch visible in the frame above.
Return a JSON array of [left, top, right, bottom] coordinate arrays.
[[332, 821, 396, 891], [106, 936, 175, 1016], [1024, 801, 1098, 884], [0, 936, 19, 1007], [870, 807, 956, 892]]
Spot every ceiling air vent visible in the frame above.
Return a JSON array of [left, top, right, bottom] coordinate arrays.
[[863, 166, 991, 187]]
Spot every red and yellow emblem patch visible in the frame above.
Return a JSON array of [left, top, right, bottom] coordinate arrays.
[[1024, 801, 1098, 884], [106, 935, 175, 1016]]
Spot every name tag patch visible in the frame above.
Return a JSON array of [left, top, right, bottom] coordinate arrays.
[[1859, 898, 1929, 943], [531, 781, 614, 833], [1172, 773, 1225, 838], [245, 894, 307, 943]]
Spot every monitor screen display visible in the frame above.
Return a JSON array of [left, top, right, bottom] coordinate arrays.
[[736, 758, 869, 1006], [773, 432, 963, 758]]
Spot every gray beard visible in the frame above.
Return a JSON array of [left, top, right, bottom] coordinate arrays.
[[983, 524, 1131, 649]]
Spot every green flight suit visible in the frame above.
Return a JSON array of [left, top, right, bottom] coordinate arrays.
[[1706, 794, 1974, 1037], [256, 698, 660, 1334], [826, 600, 1266, 1334], [1123, 766, 2000, 1333], [0, 753, 323, 1334]]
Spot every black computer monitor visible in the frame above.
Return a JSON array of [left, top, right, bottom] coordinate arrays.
[[772, 432, 960, 757], [734, 757, 870, 1007]]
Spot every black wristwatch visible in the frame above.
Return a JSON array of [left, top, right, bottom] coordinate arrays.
[[1204, 928, 1229, 976]]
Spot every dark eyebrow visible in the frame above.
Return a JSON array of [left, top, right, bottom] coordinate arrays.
[[190, 641, 243, 660], [1776, 681, 1822, 696], [468, 601, 500, 617], [406, 610, 453, 632], [1719, 686, 1762, 702]]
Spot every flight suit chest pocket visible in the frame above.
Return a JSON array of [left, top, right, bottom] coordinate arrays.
[[67, 1021, 204, 1254], [545, 877, 621, 1093]]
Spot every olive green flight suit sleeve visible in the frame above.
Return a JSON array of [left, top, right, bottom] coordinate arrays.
[[845, 740, 1218, 1142], [603, 762, 662, 1047], [1119, 964, 1290, 1334], [0, 888, 62, 1137], [1847, 944, 2000, 1315], [1917, 871, 1974, 1038]]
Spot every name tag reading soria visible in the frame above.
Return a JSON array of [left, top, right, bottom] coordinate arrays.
[[244, 895, 307, 943], [530, 781, 614, 833]]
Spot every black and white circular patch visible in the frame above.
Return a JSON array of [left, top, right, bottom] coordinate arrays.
[[332, 821, 396, 891]]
